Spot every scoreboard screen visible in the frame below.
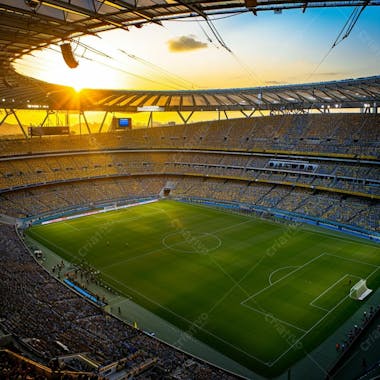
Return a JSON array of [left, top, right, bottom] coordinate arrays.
[[118, 118, 132, 128]]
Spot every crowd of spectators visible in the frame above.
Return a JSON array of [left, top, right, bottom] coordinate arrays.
[[0, 140, 378, 221], [172, 177, 379, 232], [0, 174, 378, 232], [0, 176, 166, 218], [0, 349, 94, 379], [329, 306, 380, 377], [0, 148, 378, 196], [0, 224, 240, 379], [0, 113, 379, 157], [0, 349, 48, 379], [0, 113, 378, 233], [0, 113, 378, 377]]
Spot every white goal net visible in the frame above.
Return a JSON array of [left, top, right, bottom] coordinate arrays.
[[349, 279, 373, 301]]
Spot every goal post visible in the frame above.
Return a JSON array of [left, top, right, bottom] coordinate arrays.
[[349, 279, 373, 301]]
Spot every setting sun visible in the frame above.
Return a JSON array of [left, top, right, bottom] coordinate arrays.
[[12, 43, 123, 91], [10, 10, 380, 92]]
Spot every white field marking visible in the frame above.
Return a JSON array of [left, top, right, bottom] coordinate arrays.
[[105, 227, 223, 269], [29, 230, 77, 260], [100, 272, 270, 365], [268, 261, 380, 367], [92, 215, 106, 219], [162, 232, 222, 254], [366, 266, 380, 282], [144, 204, 167, 213], [302, 226, 380, 248], [268, 266, 299, 285], [195, 218, 253, 237], [34, 217, 269, 366], [88, 210, 163, 226], [99, 210, 163, 224], [182, 200, 380, 248], [309, 303, 329, 312], [179, 201, 252, 220], [184, 201, 287, 233], [103, 244, 168, 269], [103, 219, 250, 270], [309, 274, 361, 312], [324, 252, 380, 268], [85, 208, 255, 269], [63, 222, 81, 232], [241, 253, 326, 306], [268, 293, 350, 367], [103, 212, 250, 269], [40, 204, 379, 367], [103, 231, 213, 270], [241, 303, 307, 333], [161, 218, 253, 253]]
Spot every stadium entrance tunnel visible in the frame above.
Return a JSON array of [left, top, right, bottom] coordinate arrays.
[[162, 231, 221, 254]]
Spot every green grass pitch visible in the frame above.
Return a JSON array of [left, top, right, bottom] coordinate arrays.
[[26, 200, 380, 377]]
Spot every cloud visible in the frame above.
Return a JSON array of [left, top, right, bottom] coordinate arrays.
[[167, 35, 207, 53]]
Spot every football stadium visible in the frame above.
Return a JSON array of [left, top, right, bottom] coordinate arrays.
[[0, 1, 379, 380]]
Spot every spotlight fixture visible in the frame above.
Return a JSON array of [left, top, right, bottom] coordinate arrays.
[[25, 0, 40, 9], [60, 42, 79, 69]]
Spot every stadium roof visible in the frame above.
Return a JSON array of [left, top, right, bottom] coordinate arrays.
[[1, 73, 380, 113], [0, 0, 379, 114], [72, 75, 380, 112], [1, 1, 380, 59], [1, 0, 380, 70]]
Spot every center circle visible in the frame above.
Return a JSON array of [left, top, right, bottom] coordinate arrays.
[[162, 231, 221, 254]]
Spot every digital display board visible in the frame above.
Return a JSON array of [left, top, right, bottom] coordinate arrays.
[[29, 126, 70, 136], [118, 118, 132, 128]]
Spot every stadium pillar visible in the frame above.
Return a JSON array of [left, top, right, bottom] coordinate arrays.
[[81, 111, 92, 134], [98, 111, 109, 132], [177, 111, 194, 124], [148, 112, 153, 128], [241, 109, 255, 118], [0, 109, 10, 126], [10, 109, 28, 138], [40, 110, 55, 127]]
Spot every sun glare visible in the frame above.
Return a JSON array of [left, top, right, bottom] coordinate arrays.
[[13, 45, 123, 90]]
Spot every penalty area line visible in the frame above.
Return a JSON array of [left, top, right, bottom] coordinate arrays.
[[309, 273, 361, 312], [241, 253, 326, 305], [240, 303, 307, 333], [268, 266, 299, 285], [271, 266, 380, 369], [269, 293, 350, 367]]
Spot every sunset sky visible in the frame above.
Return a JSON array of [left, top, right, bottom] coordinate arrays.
[[4, 6, 379, 133], [13, 7, 380, 91]]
